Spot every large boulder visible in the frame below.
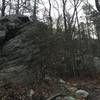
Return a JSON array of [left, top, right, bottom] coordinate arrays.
[[0, 14, 30, 26], [0, 22, 50, 87], [0, 14, 31, 41]]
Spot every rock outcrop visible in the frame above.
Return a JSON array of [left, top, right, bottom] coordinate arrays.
[[0, 14, 31, 41], [0, 21, 50, 87]]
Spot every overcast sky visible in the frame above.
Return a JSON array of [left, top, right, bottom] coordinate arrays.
[[38, 0, 97, 22], [0, 0, 97, 20], [39, 0, 96, 16]]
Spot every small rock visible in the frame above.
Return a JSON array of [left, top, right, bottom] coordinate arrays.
[[75, 90, 89, 98], [59, 79, 66, 84], [27, 89, 35, 97], [45, 76, 52, 81]]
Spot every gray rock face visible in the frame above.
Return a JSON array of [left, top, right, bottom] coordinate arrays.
[[0, 14, 31, 41], [0, 14, 30, 25], [0, 22, 49, 86]]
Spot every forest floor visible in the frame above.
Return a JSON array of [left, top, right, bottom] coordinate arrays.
[[0, 77, 100, 100], [66, 78, 100, 100]]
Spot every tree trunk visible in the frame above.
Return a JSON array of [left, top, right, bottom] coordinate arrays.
[[33, 0, 37, 20], [9, 0, 12, 15], [1, 0, 6, 17], [48, 0, 52, 31], [95, 0, 100, 12], [16, 0, 20, 14], [62, 0, 67, 33]]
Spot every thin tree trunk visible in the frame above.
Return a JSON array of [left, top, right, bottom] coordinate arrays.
[[48, 0, 52, 31], [95, 0, 100, 12], [33, 0, 37, 20], [62, 0, 67, 33], [1, 0, 6, 17], [16, 0, 20, 14], [9, 0, 12, 15]]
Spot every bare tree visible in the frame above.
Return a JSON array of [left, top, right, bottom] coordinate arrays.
[[95, 0, 100, 12], [16, 0, 20, 14], [33, 0, 39, 20], [8, 0, 12, 15], [62, 0, 67, 32], [1, 0, 6, 17], [56, 15, 63, 33], [48, 0, 52, 31]]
